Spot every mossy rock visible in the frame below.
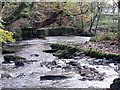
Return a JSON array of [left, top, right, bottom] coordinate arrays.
[[50, 43, 67, 50], [3, 55, 26, 63], [53, 50, 71, 59], [50, 43, 80, 59], [15, 56, 26, 61]]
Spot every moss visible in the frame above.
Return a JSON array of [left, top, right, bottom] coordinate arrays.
[[50, 43, 68, 50], [49, 43, 80, 59], [15, 56, 26, 61], [83, 48, 120, 63], [53, 50, 71, 59], [46, 43, 120, 62]]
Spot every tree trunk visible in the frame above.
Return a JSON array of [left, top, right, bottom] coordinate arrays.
[[94, 14, 100, 33], [89, 13, 97, 33], [2, 2, 28, 26], [32, 10, 63, 28], [118, 0, 120, 48]]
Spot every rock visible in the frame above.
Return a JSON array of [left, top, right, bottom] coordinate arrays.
[[16, 73, 26, 78], [51, 61, 57, 66], [30, 54, 39, 57], [1, 72, 13, 78], [81, 73, 86, 76], [2, 61, 10, 64], [43, 49, 58, 53], [113, 78, 120, 83], [110, 78, 120, 90], [56, 65, 62, 68], [53, 50, 71, 59], [24, 60, 37, 64], [62, 65, 72, 71], [2, 49, 15, 54], [3, 55, 26, 63], [110, 41, 118, 45], [74, 52, 84, 58], [3, 55, 16, 63], [15, 60, 24, 67], [79, 66, 105, 81], [68, 61, 79, 66], [80, 77, 87, 81], [74, 56, 82, 60], [40, 75, 68, 80]]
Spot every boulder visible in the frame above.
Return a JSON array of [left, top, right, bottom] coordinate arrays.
[[3, 55, 26, 62], [110, 78, 120, 90], [3, 55, 16, 63], [2, 49, 15, 54], [40, 75, 68, 80]]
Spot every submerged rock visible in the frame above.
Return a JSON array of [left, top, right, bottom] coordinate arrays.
[[15, 60, 24, 67], [30, 54, 39, 57], [79, 66, 105, 81], [40, 60, 57, 69], [2, 61, 10, 64], [68, 61, 80, 66], [16, 73, 26, 78], [40, 75, 68, 80]]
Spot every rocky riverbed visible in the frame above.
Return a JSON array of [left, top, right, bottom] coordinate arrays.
[[0, 36, 119, 88]]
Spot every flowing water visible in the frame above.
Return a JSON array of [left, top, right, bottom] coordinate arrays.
[[0, 36, 119, 88]]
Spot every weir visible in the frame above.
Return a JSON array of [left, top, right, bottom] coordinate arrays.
[[21, 27, 82, 40], [21, 27, 36, 40]]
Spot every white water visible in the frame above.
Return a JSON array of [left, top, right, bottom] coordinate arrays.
[[0, 36, 119, 88]]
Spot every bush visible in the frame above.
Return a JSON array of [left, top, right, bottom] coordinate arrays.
[[90, 32, 118, 42]]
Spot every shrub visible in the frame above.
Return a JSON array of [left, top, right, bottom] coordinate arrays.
[[90, 32, 117, 42]]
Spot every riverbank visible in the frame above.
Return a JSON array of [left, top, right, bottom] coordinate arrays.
[[82, 41, 120, 55]]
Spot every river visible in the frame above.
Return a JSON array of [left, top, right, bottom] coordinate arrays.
[[0, 36, 119, 88]]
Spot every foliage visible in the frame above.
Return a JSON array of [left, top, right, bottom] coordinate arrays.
[[13, 28, 22, 41], [90, 32, 118, 42], [0, 28, 15, 43]]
